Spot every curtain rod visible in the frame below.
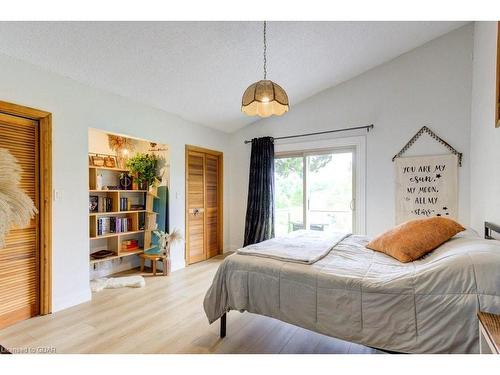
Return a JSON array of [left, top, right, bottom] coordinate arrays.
[[243, 124, 374, 144]]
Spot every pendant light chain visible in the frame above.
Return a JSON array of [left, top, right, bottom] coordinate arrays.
[[263, 21, 267, 80]]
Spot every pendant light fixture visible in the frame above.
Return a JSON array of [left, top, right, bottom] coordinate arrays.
[[241, 21, 289, 117]]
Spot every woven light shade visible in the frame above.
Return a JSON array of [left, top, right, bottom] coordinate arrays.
[[241, 80, 289, 117]]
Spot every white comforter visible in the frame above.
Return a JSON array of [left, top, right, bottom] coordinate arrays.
[[237, 230, 349, 264], [204, 231, 500, 353]]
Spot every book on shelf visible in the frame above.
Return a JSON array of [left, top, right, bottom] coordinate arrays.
[[89, 196, 98, 212], [130, 204, 145, 211], [97, 216, 132, 235], [119, 197, 130, 211], [90, 196, 113, 213], [121, 239, 139, 252]]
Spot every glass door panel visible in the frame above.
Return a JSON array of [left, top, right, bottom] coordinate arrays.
[[274, 156, 304, 237], [307, 151, 353, 233]]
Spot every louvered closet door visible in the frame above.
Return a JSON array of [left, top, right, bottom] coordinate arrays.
[[205, 155, 219, 259], [186, 151, 206, 264], [186, 148, 222, 265], [0, 112, 40, 329]]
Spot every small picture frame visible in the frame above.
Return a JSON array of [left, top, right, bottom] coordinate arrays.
[[104, 155, 117, 168], [91, 155, 105, 167], [89, 196, 99, 212]]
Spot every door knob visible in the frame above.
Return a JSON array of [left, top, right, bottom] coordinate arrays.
[[191, 208, 204, 216]]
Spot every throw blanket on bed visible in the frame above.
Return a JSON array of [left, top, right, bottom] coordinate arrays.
[[237, 230, 350, 264], [204, 231, 500, 353]]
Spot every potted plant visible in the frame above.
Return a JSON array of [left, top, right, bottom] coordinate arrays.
[[126, 153, 161, 192]]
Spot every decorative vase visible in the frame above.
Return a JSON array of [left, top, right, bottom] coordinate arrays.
[[148, 184, 158, 196], [138, 180, 148, 191], [117, 155, 127, 169], [96, 173, 103, 190]]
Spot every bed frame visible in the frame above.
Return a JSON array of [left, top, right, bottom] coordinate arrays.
[[484, 221, 500, 240], [218, 222, 500, 350]]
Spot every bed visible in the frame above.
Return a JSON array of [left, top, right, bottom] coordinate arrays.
[[203, 223, 500, 353]]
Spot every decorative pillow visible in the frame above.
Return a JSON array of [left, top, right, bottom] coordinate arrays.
[[366, 217, 465, 263]]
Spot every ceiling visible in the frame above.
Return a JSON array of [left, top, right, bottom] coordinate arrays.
[[0, 21, 468, 133]]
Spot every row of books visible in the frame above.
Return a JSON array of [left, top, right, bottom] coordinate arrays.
[[90, 196, 145, 213], [121, 239, 140, 252], [118, 198, 145, 211], [89, 196, 113, 213], [97, 216, 133, 236]]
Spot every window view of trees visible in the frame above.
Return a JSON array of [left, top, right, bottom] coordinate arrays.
[[274, 152, 353, 237]]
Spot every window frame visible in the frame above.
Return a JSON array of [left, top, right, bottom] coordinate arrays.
[[274, 135, 366, 234]]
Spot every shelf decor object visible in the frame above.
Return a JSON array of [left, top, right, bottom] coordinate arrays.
[[108, 135, 135, 169], [241, 21, 289, 118]]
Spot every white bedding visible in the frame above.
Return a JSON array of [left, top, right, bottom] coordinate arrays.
[[237, 230, 349, 264], [204, 230, 500, 353]]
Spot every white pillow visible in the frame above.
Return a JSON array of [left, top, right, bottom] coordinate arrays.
[[453, 226, 481, 239]]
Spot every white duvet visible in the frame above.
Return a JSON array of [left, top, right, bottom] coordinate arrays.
[[237, 230, 350, 264], [204, 230, 500, 353]]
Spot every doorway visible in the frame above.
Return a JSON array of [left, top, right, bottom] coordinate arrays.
[[185, 145, 223, 265], [274, 147, 355, 236], [0, 101, 52, 329]]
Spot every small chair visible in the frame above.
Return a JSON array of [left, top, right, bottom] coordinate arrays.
[[139, 253, 170, 276]]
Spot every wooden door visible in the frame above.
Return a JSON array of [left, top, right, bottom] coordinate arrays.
[[186, 151, 206, 264], [205, 154, 220, 259], [0, 112, 40, 329], [185, 146, 222, 265]]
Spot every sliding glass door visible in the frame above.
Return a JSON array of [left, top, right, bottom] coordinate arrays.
[[275, 155, 304, 237], [275, 148, 355, 236]]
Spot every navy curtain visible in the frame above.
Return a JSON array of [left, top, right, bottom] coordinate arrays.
[[243, 137, 275, 246]]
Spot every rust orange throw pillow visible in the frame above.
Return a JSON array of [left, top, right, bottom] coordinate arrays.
[[366, 217, 465, 263]]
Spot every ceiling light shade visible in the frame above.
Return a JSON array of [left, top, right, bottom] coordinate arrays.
[[241, 79, 289, 117], [241, 21, 289, 118]]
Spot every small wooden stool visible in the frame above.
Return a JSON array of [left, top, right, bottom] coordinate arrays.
[[139, 253, 170, 276]]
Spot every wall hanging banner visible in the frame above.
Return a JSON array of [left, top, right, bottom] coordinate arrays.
[[395, 154, 458, 224]]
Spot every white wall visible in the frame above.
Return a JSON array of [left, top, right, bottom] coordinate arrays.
[[229, 24, 474, 249], [0, 52, 231, 312], [470, 22, 500, 233]]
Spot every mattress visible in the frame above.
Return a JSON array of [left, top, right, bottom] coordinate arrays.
[[203, 231, 500, 353]]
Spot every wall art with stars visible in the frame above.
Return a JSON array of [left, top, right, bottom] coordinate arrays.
[[394, 154, 458, 224]]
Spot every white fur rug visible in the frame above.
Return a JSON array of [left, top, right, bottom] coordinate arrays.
[[90, 275, 145, 292]]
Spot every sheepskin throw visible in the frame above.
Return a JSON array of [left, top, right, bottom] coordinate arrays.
[[90, 276, 146, 292], [0, 148, 38, 248]]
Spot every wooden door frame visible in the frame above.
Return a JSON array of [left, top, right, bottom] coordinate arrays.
[[185, 145, 223, 264], [0, 100, 52, 315]]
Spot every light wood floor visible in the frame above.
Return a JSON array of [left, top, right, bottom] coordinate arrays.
[[0, 255, 381, 354]]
